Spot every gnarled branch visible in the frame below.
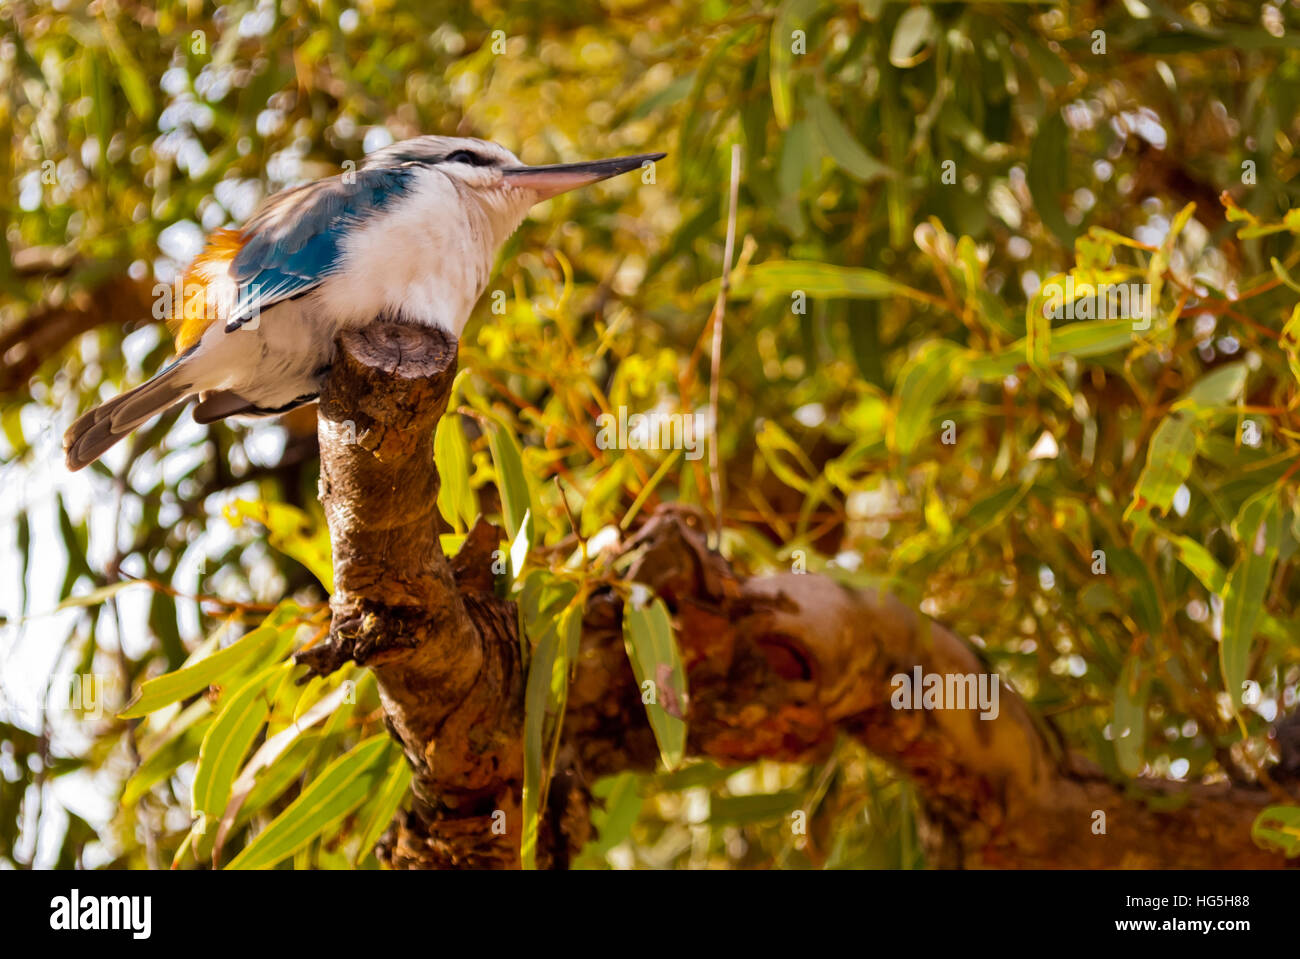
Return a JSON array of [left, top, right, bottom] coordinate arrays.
[[303, 323, 1291, 870]]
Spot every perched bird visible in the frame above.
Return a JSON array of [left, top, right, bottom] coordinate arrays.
[[64, 135, 664, 471]]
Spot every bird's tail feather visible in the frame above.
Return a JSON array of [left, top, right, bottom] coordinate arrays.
[[64, 362, 193, 471]]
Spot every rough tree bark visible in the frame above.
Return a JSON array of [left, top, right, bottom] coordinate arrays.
[[297, 322, 1293, 870]]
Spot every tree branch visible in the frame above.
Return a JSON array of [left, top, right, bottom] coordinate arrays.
[[2, 275, 159, 396], [305, 322, 1291, 870], [297, 324, 536, 868]]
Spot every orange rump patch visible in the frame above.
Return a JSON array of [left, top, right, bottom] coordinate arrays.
[[169, 229, 245, 353]]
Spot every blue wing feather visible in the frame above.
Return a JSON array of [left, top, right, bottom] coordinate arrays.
[[225, 166, 415, 326]]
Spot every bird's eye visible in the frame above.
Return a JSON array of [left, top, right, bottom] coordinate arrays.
[[446, 150, 487, 166]]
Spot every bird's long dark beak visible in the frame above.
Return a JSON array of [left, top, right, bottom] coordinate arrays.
[[504, 152, 666, 200]]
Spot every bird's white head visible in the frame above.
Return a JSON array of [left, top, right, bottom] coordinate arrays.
[[340, 135, 664, 333], [362, 134, 664, 249]]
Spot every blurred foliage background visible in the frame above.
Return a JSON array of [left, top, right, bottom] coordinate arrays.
[[2, 0, 1299, 869]]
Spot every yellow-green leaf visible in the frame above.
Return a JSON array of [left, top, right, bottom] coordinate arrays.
[[967, 319, 1135, 381], [1221, 488, 1284, 717], [56, 579, 134, 611], [889, 6, 935, 68], [435, 412, 478, 534], [225, 734, 392, 870], [1113, 659, 1148, 777], [119, 619, 288, 719], [192, 663, 289, 858], [1129, 414, 1196, 516], [1169, 535, 1227, 595], [1179, 361, 1246, 409], [225, 500, 333, 591], [806, 93, 892, 182], [1280, 305, 1300, 387], [352, 751, 413, 865], [1252, 805, 1300, 857], [622, 594, 687, 771], [486, 417, 534, 544], [769, 3, 795, 129], [891, 341, 968, 456], [521, 627, 557, 870], [521, 598, 582, 869], [724, 260, 906, 301]]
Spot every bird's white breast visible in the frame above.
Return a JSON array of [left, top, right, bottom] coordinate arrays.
[[322, 168, 510, 337]]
